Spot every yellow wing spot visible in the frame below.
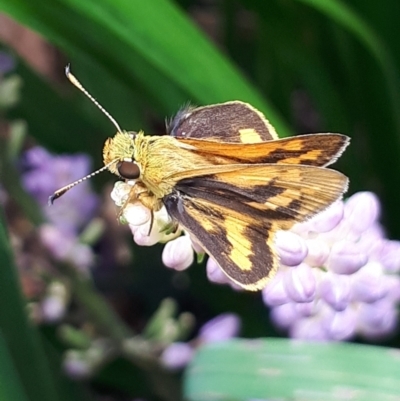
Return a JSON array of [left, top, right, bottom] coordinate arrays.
[[239, 128, 263, 144], [224, 215, 253, 271]]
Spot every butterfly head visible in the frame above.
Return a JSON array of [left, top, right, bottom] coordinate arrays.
[[103, 131, 141, 180]]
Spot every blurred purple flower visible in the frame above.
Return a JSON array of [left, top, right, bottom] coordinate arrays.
[[0, 184, 8, 205], [0, 51, 15, 75], [198, 313, 241, 343], [265, 192, 400, 341], [63, 351, 92, 379], [40, 281, 69, 322], [40, 224, 94, 272], [160, 342, 194, 370], [22, 146, 99, 235], [161, 313, 240, 370], [20, 147, 98, 271]]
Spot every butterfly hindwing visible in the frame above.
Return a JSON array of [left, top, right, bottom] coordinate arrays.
[[163, 163, 348, 290], [174, 164, 348, 228], [164, 192, 278, 290], [167, 101, 278, 143]]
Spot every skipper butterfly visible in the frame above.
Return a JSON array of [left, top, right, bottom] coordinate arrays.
[[50, 67, 349, 291]]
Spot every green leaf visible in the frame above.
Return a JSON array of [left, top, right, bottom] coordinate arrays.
[[295, 0, 400, 131], [0, 0, 291, 137], [0, 333, 30, 401], [0, 208, 60, 401], [185, 338, 400, 401], [295, 0, 384, 63], [10, 61, 111, 155]]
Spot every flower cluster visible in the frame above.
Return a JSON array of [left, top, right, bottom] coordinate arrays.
[[22, 146, 99, 261], [20, 147, 100, 320], [263, 192, 400, 340], [111, 182, 400, 341]]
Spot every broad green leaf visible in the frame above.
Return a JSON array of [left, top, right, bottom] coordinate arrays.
[[0, 0, 291, 137], [185, 338, 400, 401]]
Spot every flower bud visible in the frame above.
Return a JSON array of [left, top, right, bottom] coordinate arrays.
[[275, 231, 308, 266], [206, 258, 231, 285], [321, 308, 357, 340], [327, 240, 368, 274], [290, 317, 327, 340], [270, 303, 297, 330], [198, 313, 240, 343], [304, 238, 330, 266], [162, 235, 194, 271], [124, 202, 151, 226], [262, 272, 290, 306], [320, 274, 351, 311], [284, 263, 316, 303], [344, 192, 380, 233]]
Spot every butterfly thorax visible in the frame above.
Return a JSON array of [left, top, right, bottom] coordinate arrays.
[[134, 133, 215, 199]]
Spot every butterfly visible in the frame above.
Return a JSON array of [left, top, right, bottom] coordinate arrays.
[[50, 67, 349, 291]]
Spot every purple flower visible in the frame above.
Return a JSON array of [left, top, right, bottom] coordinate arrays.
[[161, 313, 240, 370], [0, 51, 15, 75], [22, 146, 99, 234], [265, 192, 400, 341], [162, 235, 194, 271], [40, 224, 94, 272], [160, 342, 194, 370], [20, 147, 98, 271], [197, 313, 241, 343]]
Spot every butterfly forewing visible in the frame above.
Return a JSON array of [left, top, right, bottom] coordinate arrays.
[[177, 133, 349, 167]]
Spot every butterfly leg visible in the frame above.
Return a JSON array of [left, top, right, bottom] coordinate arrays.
[[117, 181, 163, 236]]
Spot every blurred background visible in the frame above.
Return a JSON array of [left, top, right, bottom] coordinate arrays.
[[0, 0, 400, 400]]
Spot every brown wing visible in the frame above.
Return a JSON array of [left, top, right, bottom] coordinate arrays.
[[167, 101, 278, 143], [163, 163, 348, 290], [164, 192, 279, 291]]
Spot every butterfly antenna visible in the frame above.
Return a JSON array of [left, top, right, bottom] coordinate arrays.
[[65, 64, 122, 133], [48, 160, 117, 205]]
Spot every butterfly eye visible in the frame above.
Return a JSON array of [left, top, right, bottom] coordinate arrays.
[[117, 161, 140, 179]]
